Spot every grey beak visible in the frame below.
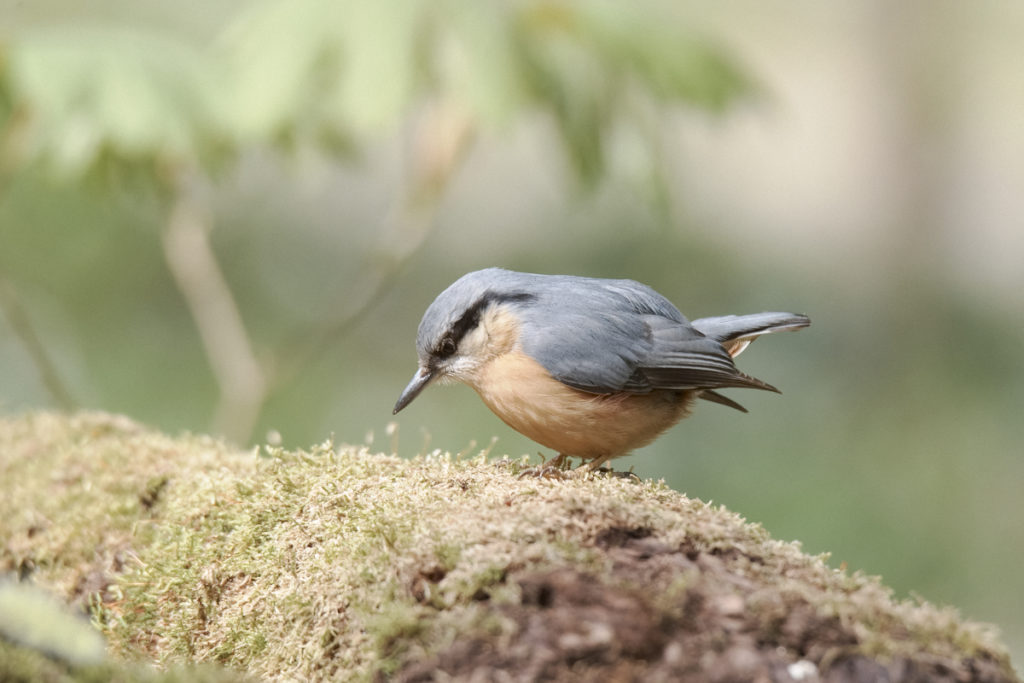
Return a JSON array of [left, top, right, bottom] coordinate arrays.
[[393, 367, 435, 414]]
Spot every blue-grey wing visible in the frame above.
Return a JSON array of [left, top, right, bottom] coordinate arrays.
[[515, 278, 673, 393], [519, 309, 655, 393], [636, 316, 778, 393], [519, 279, 774, 394]]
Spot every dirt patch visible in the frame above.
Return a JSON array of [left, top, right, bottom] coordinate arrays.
[[393, 527, 1015, 683]]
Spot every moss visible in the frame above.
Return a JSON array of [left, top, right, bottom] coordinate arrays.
[[0, 581, 250, 683], [1, 411, 1019, 682]]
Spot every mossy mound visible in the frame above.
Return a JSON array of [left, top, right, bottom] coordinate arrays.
[[1, 412, 1018, 682]]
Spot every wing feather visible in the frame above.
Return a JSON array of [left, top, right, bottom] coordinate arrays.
[[516, 275, 786, 397]]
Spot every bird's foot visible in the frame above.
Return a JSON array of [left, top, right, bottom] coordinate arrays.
[[517, 453, 573, 480], [583, 456, 640, 481], [590, 467, 641, 481]]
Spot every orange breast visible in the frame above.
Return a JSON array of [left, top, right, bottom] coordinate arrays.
[[468, 349, 695, 460]]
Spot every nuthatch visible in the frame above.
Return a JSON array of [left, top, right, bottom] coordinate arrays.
[[393, 268, 809, 471]]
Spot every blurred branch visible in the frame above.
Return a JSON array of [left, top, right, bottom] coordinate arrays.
[[1, 97, 76, 410], [161, 172, 266, 443], [270, 101, 476, 387], [1, 4, 754, 438], [0, 276, 76, 410], [1, 98, 33, 198], [164, 101, 475, 439]]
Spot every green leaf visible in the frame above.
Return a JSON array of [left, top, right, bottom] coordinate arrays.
[[7, 26, 225, 177], [573, 0, 752, 110], [329, 1, 425, 135], [216, 0, 344, 143], [1, 0, 753, 187], [433, 1, 530, 127], [514, 0, 753, 185], [219, 0, 427, 143], [515, 3, 617, 184]]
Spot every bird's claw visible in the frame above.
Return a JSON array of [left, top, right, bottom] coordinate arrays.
[[592, 467, 641, 481], [517, 452, 574, 480], [516, 464, 570, 480]]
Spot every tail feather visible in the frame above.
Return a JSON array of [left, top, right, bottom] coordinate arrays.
[[700, 389, 748, 413], [692, 312, 809, 412], [692, 312, 810, 358]]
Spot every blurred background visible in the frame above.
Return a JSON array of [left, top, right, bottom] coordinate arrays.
[[2, 0, 1022, 666]]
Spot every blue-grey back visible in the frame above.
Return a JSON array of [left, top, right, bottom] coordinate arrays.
[[417, 268, 786, 396], [416, 267, 686, 352]]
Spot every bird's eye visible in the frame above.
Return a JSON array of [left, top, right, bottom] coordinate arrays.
[[438, 337, 457, 357]]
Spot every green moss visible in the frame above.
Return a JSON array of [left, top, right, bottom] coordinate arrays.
[[1, 411, 1019, 682]]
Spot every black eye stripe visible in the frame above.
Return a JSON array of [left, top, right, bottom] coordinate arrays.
[[433, 290, 535, 359]]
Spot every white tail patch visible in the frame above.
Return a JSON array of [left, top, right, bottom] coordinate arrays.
[[722, 338, 752, 358]]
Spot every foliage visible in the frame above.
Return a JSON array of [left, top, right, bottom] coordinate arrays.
[[4, 27, 224, 179], [0, 0, 752, 444], [1, 0, 750, 183]]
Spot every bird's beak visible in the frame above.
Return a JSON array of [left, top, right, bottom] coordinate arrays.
[[393, 366, 435, 415]]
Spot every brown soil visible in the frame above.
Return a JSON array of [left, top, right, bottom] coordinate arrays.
[[393, 528, 1013, 683]]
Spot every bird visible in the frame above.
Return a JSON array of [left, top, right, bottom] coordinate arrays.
[[393, 268, 809, 471]]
